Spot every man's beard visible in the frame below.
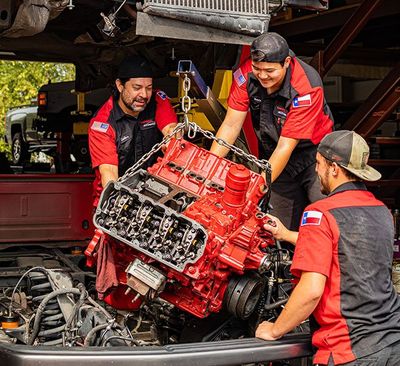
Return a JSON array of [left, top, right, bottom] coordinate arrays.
[[319, 169, 330, 195], [122, 93, 148, 113]]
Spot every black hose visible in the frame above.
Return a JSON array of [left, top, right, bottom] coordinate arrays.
[[102, 336, 140, 347], [28, 288, 81, 345], [264, 298, 288, 311], [38, 324, 66, 337], [42, 338, 63, 346], [83, 323, 110, 347]]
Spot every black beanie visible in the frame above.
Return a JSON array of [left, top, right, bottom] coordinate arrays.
[[117, 55, 153, 79]]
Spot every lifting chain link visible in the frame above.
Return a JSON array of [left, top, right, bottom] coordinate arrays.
[[118, 122, 186, 182], [181, 74, 192, 131], [187, 122, 271, 176], [119, 72, 271, 183]]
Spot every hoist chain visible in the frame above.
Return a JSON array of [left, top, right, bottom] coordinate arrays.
[[118, 122, 186, 182], [119, 73, 271, 182], [181, 74, 192, 132]]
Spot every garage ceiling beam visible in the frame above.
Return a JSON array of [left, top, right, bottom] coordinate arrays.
[[309, 0, 385, 77], [291, 43, 400, 67], [342, 63, 400, 138], [270, 0, 400, 40]]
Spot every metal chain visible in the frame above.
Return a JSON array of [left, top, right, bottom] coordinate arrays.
[[118, 122, 186, 182], [181, 74, 191, 131], [186, 122, 271, 174], [119, 73, 271, 181], [119, 74, 192, 181]]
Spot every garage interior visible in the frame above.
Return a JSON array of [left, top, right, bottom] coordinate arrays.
[[0, 0, 398, 208], [0, 0, 399, 362]]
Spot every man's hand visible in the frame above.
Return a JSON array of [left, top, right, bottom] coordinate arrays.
[[255, 321, 281, 341], [263, 214, 298, 245], [99, 164, 118, 188], [161, 123, 181, 153]]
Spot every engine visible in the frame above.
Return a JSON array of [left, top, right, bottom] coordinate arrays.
[[91, 138, 277, 319], [0, 139, 293, 348]]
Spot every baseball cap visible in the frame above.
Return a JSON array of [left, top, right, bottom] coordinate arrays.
[[117, 55, 153, 79], [317, 130, 381, 182], [250, 32, 289, 63]]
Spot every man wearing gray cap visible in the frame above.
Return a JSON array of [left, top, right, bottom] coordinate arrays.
[[210, 32, 334, 231], [89, 55, 177, 207], [256, 130, 400, 365]]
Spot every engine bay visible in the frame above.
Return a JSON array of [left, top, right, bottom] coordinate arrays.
[[0, 138, 297, 348]]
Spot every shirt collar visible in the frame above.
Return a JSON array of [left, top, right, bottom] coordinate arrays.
[[112, 97, 138, 122], [276, 64, 292, 99], [328, 181, 367, 197], [271, 51, 296, 99]]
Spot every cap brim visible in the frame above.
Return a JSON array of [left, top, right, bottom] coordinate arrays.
[[341, 164, 382, 182]]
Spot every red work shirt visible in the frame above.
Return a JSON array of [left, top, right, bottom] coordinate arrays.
[[291, 182, 400, 365], [228, 56, 332, 144], [89, 90, 177, 207], [227, 56, 333, 177]]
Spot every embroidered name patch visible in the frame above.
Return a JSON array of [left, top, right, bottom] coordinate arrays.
[[301, 210, 323, 226], [157, 90, 167, 100], [275, 106, 287, 118], [91, 121, 109, 133], [292, 94, 312, 108], [233, 67, 246, 87], [140, 119, 156, 127]]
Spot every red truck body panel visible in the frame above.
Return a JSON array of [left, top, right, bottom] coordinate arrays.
[[0, 174, 94, 243]]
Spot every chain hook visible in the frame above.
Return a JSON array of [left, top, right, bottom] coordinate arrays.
[[187, 122, 197, 139]]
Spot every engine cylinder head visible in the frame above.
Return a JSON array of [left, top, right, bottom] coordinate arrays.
[[222, 164, 250, 208]]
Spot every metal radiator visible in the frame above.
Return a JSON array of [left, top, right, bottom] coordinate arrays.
[[140, 0, 278, 36]]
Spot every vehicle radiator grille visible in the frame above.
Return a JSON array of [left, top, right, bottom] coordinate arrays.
[[141, 0, 279, 35], [143, 0, 271, 15]]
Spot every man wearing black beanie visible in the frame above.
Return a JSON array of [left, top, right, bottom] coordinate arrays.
[[88, 55, 177, 207], [210, 32, 334, 231]]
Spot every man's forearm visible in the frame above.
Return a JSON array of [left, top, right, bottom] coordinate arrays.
[[99, 164, 118, 188], [282, 230, 298, 245], [268, 136, 299, 183], [210, 123, 239, 157], [271, 273, 324, 338], [210, 108, 247, 158]]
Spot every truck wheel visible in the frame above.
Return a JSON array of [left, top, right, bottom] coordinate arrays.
[[12, 132, 30, 165]]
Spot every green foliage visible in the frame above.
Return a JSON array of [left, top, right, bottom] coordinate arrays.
[[0, 61, 75, 155]]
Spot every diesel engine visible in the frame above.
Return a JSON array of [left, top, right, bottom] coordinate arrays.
[[90, 138, 279, 320]]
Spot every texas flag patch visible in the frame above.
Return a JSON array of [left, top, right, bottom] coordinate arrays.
[[292, 94, 312, 108], [301, 210, 323, 226], [91, 121, 109, 133], [233, 67, 246, 87]]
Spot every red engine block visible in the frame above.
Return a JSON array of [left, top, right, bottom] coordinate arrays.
[[89, 138, 275, 318]]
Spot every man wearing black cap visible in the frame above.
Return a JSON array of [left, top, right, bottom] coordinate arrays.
[[256, 130, 400, 365], [210, 32, 334, 231], [89, 56, 177, 207]]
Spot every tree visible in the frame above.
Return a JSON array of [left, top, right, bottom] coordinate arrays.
[[0, 61, 75, 155]]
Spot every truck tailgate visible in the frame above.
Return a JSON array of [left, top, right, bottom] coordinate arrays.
[[0, 174, 94, 243]]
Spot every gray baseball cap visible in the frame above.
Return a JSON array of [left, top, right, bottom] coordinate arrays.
[[250, 32, 290, 63], [317, 130, 381, 182]]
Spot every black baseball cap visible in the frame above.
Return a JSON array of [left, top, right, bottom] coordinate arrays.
[[250, 32, 290, 63], [117, 55, 153, 79], [317, 130, 381, 182]]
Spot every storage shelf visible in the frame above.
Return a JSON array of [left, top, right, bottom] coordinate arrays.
[[369, 159, 400, 166], [373, 137, 400, 145]]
